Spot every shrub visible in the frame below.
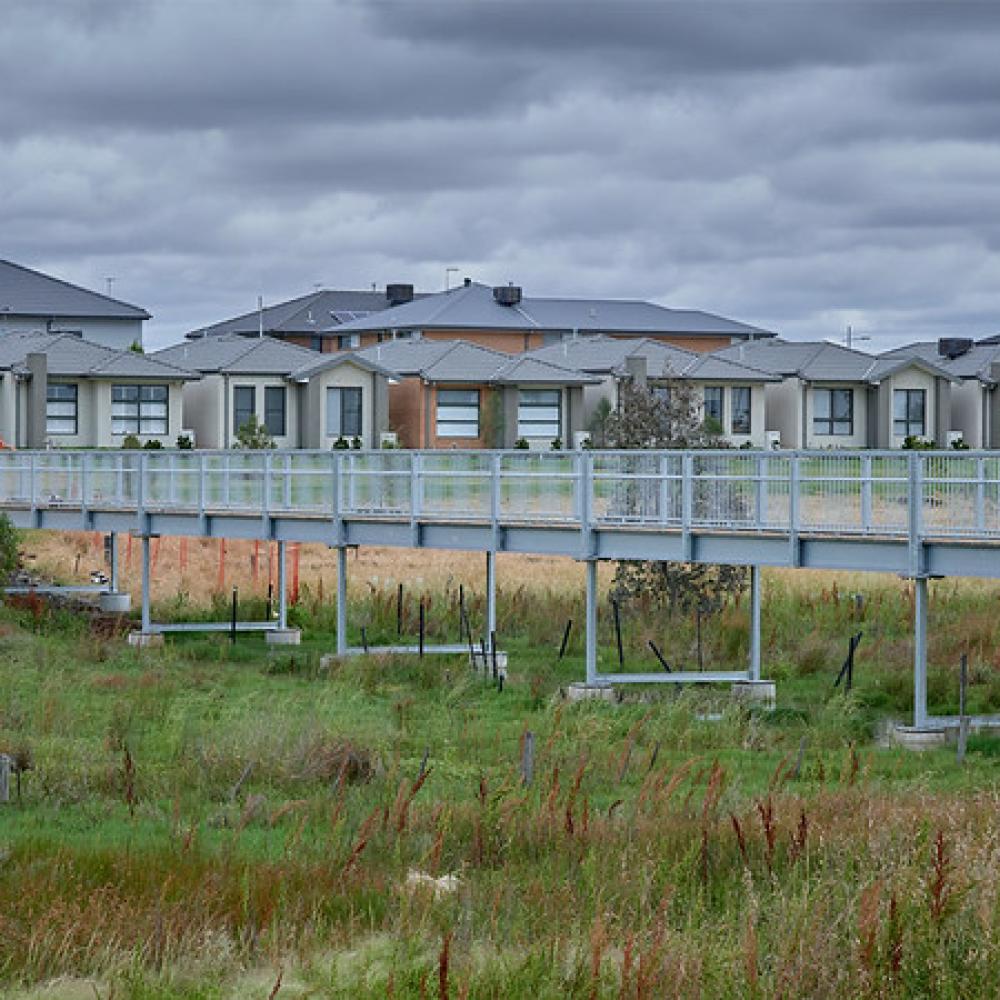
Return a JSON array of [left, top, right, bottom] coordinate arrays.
[[903, 435, 935, 450], [351, 436, 362, 449], [176, 434, 194, 450], [550, 437, 562, 451], [142, 439, 162, 450], [121, 434, 140, 449], [0, 512, 20, 580], [514, 437, 529, 450], [951, 437, 970, 450], [234, 415, 275, 449], [333, 436, 350, 450]]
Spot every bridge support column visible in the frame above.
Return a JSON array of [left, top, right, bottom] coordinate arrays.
[[266, 539, 300, 645], [127, 535, 161, 647], [566, 559, 615, 701], [336, 545, 348, 656], [913, 575, 928, 729], [99, 531, 131, 613], [486, 550, 496, 651]]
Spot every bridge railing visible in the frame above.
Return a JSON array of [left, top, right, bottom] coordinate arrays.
[[1, 449, 999, 540]]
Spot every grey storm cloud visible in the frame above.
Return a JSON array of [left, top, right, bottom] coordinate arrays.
[[2, 0, 1000, 349]]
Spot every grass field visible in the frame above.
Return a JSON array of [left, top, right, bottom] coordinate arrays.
[[4, 533, 1000, 996]]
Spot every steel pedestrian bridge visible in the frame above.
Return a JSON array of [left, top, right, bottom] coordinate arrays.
[[2, 448, 1000, 731]]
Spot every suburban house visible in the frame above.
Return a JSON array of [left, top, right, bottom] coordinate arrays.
[[185, 284, 425, 352], [0, 331, 195, 448], [712, 340, 958, 449], [0, 259, 150, 351], [153, 334, 390, 449], [881, 338, 1000, 448], [355, 339, 597, 449], [525, 336, 777, 447], [323, 279, 774, 355]]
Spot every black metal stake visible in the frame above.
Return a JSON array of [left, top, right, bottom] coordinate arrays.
[[834, 631, 863, 690], [266, 582, 273, 621], [648, 640, 672, 673], [490, 630, 498, 681], [558, 619, 573, 660], [397, 582, 404, 636], [612, 599, 624, 669], [230, 587, 238, 645], [418, 600, 425, 658], [696, 607, 703, 672], [480, 637, 488, 676], [459, 584, 465, 641], [361, 626, 369, 653]]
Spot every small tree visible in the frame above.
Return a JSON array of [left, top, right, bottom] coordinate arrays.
[[606, 377, 747, 621], [234, 415, 275, 450]]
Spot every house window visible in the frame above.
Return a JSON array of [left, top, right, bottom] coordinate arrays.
[[894, 388, 926, 438], [703, 386, 723, 425], [651, 385, 672, 407], [517, 389, 561, 439], [731, 386, 752, 434], [233, 386, 256, 433], [264, 386, 286, 437], [338, 334, 360, 350], [309, 335, 323, 352], [436, 389, 480, 438], [813, 388, 854, 436], [326, 386, 363, 438], [112, 384, 168, 435], [46, 383, 78, 436]]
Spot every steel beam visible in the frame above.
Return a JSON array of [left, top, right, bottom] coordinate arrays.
[[749, 564, 761, 681], [277, 540, 288, 630], [914, 576, 928, 729], [336, 545, 348, 656], [140, 534, 151, 634], [585, 559, 598, 686], [486, 550, 496, 650]]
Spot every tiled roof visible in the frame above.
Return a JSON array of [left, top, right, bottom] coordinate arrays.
[[0, 331, 194, 379], [326, 281, 773, 339], [0, 259, 150, 320]]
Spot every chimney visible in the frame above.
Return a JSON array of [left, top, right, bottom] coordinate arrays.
[[938, 337, 973, 360], [463, 277, 471, 287], [26, 352, 48, 448], [624, 355, 647, 388], [493, 284, 522, 307], [386, 283, 414, 306]]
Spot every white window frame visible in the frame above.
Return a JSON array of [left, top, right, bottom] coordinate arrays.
[[436, 389, 480, 439], [517, 389, 561, 439], [112, 384, 168, 436], [46, 382, 78, 436]]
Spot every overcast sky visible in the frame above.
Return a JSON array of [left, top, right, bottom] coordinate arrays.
[[3, 0, 1000, 351]]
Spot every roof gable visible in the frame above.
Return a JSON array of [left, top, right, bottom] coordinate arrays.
[[0, 259, 150, 320]]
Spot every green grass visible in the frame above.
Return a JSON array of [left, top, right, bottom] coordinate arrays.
[[3, 573, 1000, 996]]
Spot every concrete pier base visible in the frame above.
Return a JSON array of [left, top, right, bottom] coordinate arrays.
[[99, 592, 132, 613], [892, 725, 948, 751], [565, 682, 618, 704], [127, 631, 164, 648], [470, 650, 508, 678], [731, 680, 777, 710], [265, 628, 302, 646]]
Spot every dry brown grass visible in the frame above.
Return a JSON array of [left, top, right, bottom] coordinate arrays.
[[22, 530, 615, 604]]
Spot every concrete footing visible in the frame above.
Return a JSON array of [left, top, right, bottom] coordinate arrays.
[[470, 650, 508, 678], [265, 628, 302, 646], [892, 725, 948, 751], [731, 680, 777, 710], [127, 631, 164, 648], [565, 682, 618, 703], [99, 592, 132, 613]]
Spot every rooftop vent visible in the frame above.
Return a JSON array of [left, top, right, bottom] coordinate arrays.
[[938, 337, 973, 360], [386, 283, 414, 306], [493, 284, 522, 307]]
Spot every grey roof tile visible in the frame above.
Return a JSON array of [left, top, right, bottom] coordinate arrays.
[[0, 331, 194, 379], [325, 281, 773, 339], [186, 288, 427, 339], [882, 341, 1000, 381], [356, 338, 596, 385], [0, 259, 150, 320]]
